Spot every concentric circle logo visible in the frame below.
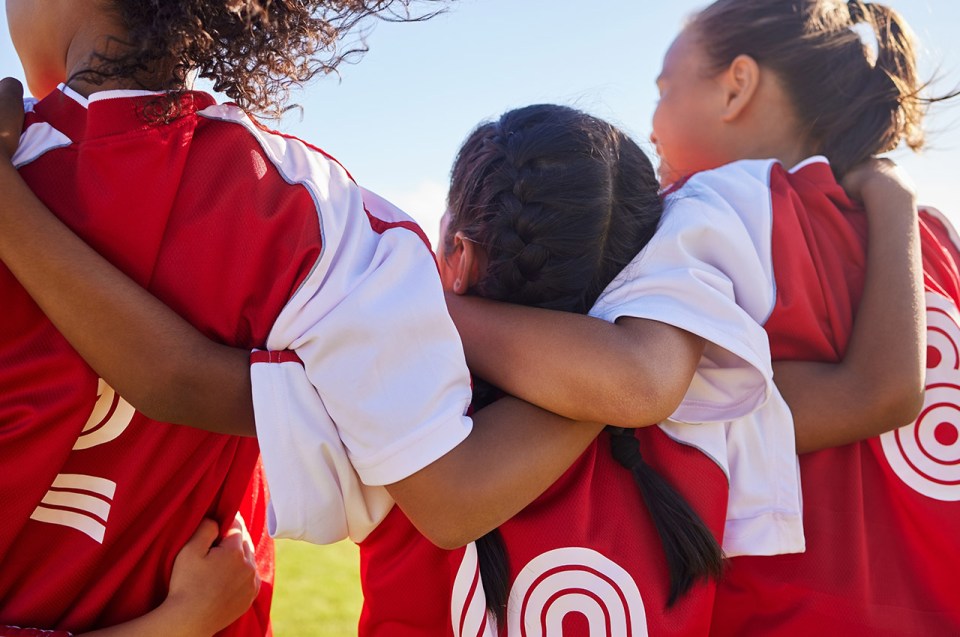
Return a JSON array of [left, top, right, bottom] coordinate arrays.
[[506, 547, 648, 636], [881, 292, 960, 500]]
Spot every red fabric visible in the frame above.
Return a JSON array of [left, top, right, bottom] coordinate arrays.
[[711, 163, 960, 636], [0, 627, 72, 637], [359, 426, 729, 636], [0, 88, 328, 633]]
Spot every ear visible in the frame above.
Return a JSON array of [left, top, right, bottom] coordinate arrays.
[[719, 54, 761, 122], [439, 231, 483, 295]]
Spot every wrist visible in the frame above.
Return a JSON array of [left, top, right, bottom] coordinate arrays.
[[157, 591, 216, 637]]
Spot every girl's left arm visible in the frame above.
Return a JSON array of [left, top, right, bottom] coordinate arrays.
[[0, 78, 254, 436], [772, 160, 926, 453]]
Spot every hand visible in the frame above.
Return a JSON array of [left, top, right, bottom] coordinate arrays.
[[164, 516, 260, 636], [841, 157, 917, 213], [0, 77, 25, 161]]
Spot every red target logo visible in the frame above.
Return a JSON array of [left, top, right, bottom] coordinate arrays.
[[881, 292, 960, 501], [505, 547, 648, 636]]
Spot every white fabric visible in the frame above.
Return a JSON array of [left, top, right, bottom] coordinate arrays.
[[590, 159, 804, 557], [209, 105, 474, 542], [13, 99, 71, 170], [252, 357, 396, 543]]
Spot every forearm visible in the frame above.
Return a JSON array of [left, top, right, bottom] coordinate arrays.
[[385, 396, 604, 549], [0, 161, 254, 435], [446, 294, 703, 427], [783, 172, 925, 454], [78, 603, 212, 637]]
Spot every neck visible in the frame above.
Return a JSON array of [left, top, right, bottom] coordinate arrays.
[[63, 23, 172, 97]]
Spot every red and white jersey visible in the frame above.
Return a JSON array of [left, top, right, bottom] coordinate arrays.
[[356, 170, 808, 637], [359, 427, 729, 637], [709, 157, 960, 636], [1, 84, 469, 634]]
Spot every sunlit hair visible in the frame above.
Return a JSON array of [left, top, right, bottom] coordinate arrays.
[[692, 0, 957, 177], [75, 0, 445, 117], [445, 104, 723, 623]]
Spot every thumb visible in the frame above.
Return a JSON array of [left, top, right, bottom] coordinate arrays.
[[0, 77, 25, 160], [183, 518, 221, 556], [0, 77, 23, 103]]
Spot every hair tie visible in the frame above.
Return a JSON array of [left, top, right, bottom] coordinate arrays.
[[609, 426, 644, 469]]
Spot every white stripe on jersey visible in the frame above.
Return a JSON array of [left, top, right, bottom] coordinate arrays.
[[451, 542, 497, 637], [30, 473, 117, 543], [13, 122, 72, 169]]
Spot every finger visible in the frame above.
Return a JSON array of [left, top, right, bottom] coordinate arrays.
[[0, 78, 24, 158], [218, 525, 245, 552], [0, 77, 23, 103], [231, 513, 256, 563], [184, 518, 221, 555]]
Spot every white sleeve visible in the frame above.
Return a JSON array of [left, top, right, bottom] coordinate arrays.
[[591, 160, 804, 557], [589, 162, 779, 423], [244, 139, 473, 544], [262, 179, 474, 489], [251, 354, 396, 544]]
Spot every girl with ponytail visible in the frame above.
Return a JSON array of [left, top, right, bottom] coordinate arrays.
[[444, 1, 959, 634], [654, 1, 960, 634]]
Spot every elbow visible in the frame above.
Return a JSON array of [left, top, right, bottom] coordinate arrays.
[[881, 383, 925, 428], [867, 372, 925, 431], [608, 375, 687, 429], [424, 529, 474, 551], [407, 512, 480, 551]]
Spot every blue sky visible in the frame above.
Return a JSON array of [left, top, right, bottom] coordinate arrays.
[[3, 0, 958, 245]]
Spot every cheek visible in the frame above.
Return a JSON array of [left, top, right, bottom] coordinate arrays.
[[652, 99, 693, 183]]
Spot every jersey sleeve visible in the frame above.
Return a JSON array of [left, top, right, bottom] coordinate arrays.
[[591, 161, 805, 557], [251, 353, 396, 544], [254, 155, 473, 490], [589, 161, 779, 423]]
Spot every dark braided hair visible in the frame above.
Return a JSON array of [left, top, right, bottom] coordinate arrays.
[[76, 0, 446, 118], [445, 104, 722, 624]]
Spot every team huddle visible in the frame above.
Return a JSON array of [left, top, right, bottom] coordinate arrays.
[[0, 0, 957, 635]]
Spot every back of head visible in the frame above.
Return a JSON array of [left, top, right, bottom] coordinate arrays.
[[692, 0, 944, 177], [445, 104, 662, 315], [446, 105, 722, 619], [93, 1, 443, 116]]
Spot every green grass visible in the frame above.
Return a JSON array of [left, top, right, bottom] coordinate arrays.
[[271, 540, 363, 636]]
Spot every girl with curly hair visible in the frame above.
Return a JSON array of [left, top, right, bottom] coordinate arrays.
[[0, 0, 623, 635]]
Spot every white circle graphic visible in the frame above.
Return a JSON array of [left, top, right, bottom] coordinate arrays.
[[881, 292, 960, 500], [507, 547, 648, 636]]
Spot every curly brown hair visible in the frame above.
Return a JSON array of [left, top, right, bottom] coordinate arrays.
[[80, 0, 446, 117]]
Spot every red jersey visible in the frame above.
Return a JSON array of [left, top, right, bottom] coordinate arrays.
[[710, 158, 960, 636], [0, 84, 341, 633], [355, 161, 808, 637], [359, 427, 729, 637]]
